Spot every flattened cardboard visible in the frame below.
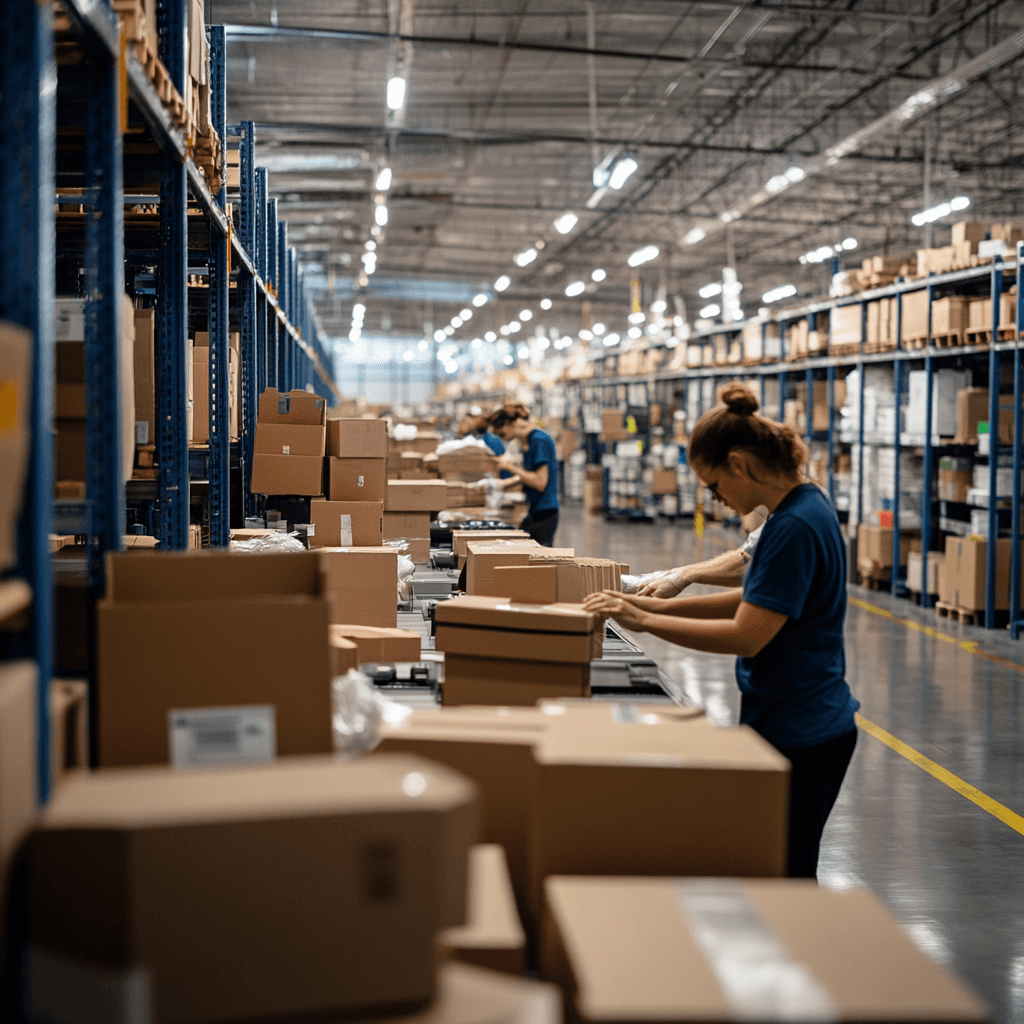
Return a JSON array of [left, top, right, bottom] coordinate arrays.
[[441, 845, 526, 976], [328, 418, 388, 458], [327, 457, 387, 502], [491, 566, 558, 604], [318, 547, 398, 627], [310, 499, 384, 547], [27, 755, 476, 1024], [250, 453, 324, 496], [542, 876, 989, 1024], [385, 479, 449, 512], [443, 657, 589, 706], [255, 422, 327, 457], [331, 625, 422, 664]]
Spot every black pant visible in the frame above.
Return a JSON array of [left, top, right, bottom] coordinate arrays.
[[773, 727, 857, 880], [520, 507, 559, 547]]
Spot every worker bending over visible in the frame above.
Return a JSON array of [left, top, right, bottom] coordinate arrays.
[[585, 385, 858, 881]]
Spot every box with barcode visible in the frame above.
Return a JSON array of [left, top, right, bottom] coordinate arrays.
[[309, 499, 383, 547], [25, 754, 477, 1024]]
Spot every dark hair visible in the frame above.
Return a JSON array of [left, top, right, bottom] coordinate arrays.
[[488, 402, 531, 431], [688, 384, 807, 477]]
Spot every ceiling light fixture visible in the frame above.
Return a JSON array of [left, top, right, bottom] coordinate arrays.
[[515, 247, 538, 267], [451, 316, 463, 328], [519, 309, 533, 321], [603, 333, 620, 346], [578, 329, 593, 341], [912, 195, 970, 226], [683, 228, 706, 245], [628, 326, 642, 339], [364, 240, 376, 251], [386, 76, 406, 110], [608, 156, 638, 190], [508, 320, 521, 332], [374, 167, 392, 191], [592, 322, 606, 336], [494, 275, 511, 292], [650, 299, 667, 314], [472, 293, 488, 307], [471, 338, 483, 349], [591, 268, 606, 282], [628, 312, 645, 325], [627, 245, 659, 267], [700, 303, 721, 318], [565, 281, 586, 297], [460, 308, 472, 320], [762, 284, 797, 304], [540, 298, 552, 310], [553, 212, 578, 234], [484, 331, 497, 342], [374, 205, 388, 226], [433, 330, 445, 342]]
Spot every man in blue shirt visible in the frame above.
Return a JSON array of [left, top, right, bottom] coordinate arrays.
[[488, 403, 560, 546]]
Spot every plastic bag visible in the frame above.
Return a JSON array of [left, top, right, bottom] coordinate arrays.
[[436, 436, 490, 456], [331, 669, 411, 759], [392, 423, 419, 441], [620, 570, 675, 595], [397, 554, 416, 601], [230, 532, 306, 554]]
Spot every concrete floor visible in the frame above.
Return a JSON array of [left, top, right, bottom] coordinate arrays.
[[553, 504, 1024, 1024]]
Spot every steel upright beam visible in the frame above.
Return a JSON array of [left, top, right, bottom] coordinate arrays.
[[827, 363, 836, 506], [206, 25, 230, 546], [156, 0, 190, 550], [920, 277, 935, 605], [278, 224, 289, 389], [985, 259, 1004, 628], [856, 300, 867, 529], [1, 0, 56, 804], [266, 197, 278, 388], [255, 168, 269, 398], [1012, 244, 1024, 639], [892, 292, 904, 594], [239, 123, 258, 517]]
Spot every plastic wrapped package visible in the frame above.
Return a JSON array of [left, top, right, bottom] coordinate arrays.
[[436, 436, 491, 456], [620, 570, 675, 594], [397, 554, 416, 601], [229, 532, 306, 554], [331, 669, 412, 759]]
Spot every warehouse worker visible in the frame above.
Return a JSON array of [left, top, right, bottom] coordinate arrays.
[[636, 512, 766, 597], [584, 385, 859, 881], [459, 407, 512, 479], [488, 402, 560, 546]]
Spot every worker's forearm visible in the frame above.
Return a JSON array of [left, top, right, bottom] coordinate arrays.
[[508, 466, 544, 491], [655, 587, 744, 619], [634, 610, 758, 656], [671, 548, 748, 589]]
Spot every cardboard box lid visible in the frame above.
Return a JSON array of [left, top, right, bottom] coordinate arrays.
[[104, 550, 323, 601], [330, 624, 422, 645], [435, 595, 597, 634], [37, 753, 474, 830], [535, 714, 789, 771], [441, 844, 525, 955], [379, 706, 549, 745], [545, 877, 989, 1023], [257, 387, 326, 426]]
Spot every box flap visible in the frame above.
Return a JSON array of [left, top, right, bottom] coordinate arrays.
[[435, 595, 596, 634]]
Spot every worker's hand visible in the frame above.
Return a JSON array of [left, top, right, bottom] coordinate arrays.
[[583, 590, 649, 633], [494, 455, 517, 472], [636, 574, 686, 598]]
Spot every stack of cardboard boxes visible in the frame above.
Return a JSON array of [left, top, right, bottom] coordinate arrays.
[[250, 388, 327, 496], [939, 536, 1024, 612], [385, 479, 449, 562], [190, 331, 240, 444]]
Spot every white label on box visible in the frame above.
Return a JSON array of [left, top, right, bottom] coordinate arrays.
[[357, 475, 365, 487], [169, 705, 276, 769], [282, 444, 291, 455], [340, 514, 353, 547], [134, 421, 149, 445]]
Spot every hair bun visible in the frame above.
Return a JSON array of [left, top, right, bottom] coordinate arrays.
[[720, 384, 759, 416]]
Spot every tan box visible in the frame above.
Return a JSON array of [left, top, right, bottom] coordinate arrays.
[[968, 295, 1017, 330], [952, 220, 988, 249], [250, 452, 324, 496], [309, 499, 383, 547], [541, 877, 988, 1024], [318, 547, 398, 627], [955, 387, 990, 443], [443, 657, 590, 707], [529, 711, 790, 915], [466, 541, 574, 595], [856, 525, 920, 570], [327, 457, 387, 502], [939, 535, 959, 605], [258, 387, 327, 426], [386, 479, 450, 512], [950, 537, 1021, 611], [49, 679, 88, 789], [491, 565, 558, 604], [132, 308, 155, 444], [931, 295, 970, 335], [97, 551, 333, 766], [441, 845, 526, 976], [54, 383, 85, 419], [453, 530, 529, 563], [384, 511, 431, 541], [651, 467, 676, 495], [907, 550, 944, 595], [255, 423, 327, 457], [55, 419, 87, 482], [902, 289, 929, 339], [406, 537, 431, 563], [330, 624, 422, 664], [938, 468, 973, 503], [829, 304, 861, 348], [329, 634, 360, 678], [328, 417, 388, 458], [438, 451, 499, 481], [528, 557, 588, 603], [191, 344, 209, 443], [0, 322, 32, 569], [26, 755, 475, 1024]]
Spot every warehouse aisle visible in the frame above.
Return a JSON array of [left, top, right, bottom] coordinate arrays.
[[556, 505, 1024, 1024]]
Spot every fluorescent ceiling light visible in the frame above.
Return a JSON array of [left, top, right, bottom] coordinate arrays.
[[766, 174, 789, 194], [472, 338, 483, 349], [433, 330, 445, 342], [374, 205, 388, 226], [374, 167, 392, 191], [608, 156, 638, 190], [720, 210, 740, 224], [517, 345, 530, 359], [519, 309, 533, 321], [700, 303, 721, 318], [387, 77, 406, 110], [364, 240, 376, 251], [683, 228, 705, 245], [628, 327, 642, 339], [841, 237, 858, 250], [352, 303, 366, 316], [650, 299, 667, 313], [912, 196, 970, 226], [540, 298, 552, 310], [494, 275, 511, 292], [628, 311, 645, 324], [499, 325, 510, 335], [508, 320, 521, 332], [627, 245, 659, 267], [472, 293, 488, 307], [538, 337, 550, 351], [553, 212, 578, 234], [451, 316, 463, 328], [785, 166, 805, 182], [444, 325, 455, 336], [460, 308, 472, 320], [762, 284, 797, 304], [592, 322, 606, 336], [484, 331, 497, 342], [578, 329, 593, 341], [603, 333, 620, 346], [591, 268, 606, 282], [565, 280, 586, 297], [515, 247, 538, 267]]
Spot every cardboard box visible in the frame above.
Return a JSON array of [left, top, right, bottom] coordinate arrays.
[[600, 409, 629, 442], [250, 452, 324, 496], [191, 343, 209, 443], [386, 479, 449, 512], [25, 755, 476, 1024], [318, 547, 398, 627], [527, 557, 588, 603], [939, 535, 958, 605], [906, 550, 943, 595], [938, 457, 973, 502], [452, 530, 529, 563], [955, 387, 990, 443], [541, 877, 988, 1024], [437, 450, 498, 481], [829, 304, 861, 347], [49, 679, 88, 789], [258, 387, 327, 426], [330, 625, 422, 664], [856, 524, 920, 570], [651, 467, 676, 495], [529, 711, 790, 915], [949, 537, 1020, 611], [309, 499, 383, 547], [952, 220, 988, 249], [97, 551, 333, 766], [0, 321, 32, 571], [931, 295, 970, 334], [443, 657, 590, 707], [406, 538, 431, 563], [255, 422, 326, 458], [384, 511, 431, 541], [491, 565, 558, 603], [466, 541, 575, 595], [55, 383, 85, 419], [328, 418, 388, 458], [968, 295, 1017, 330], [327, 457, 387, 502], [329, 634, 360, 678], [54, 419, 87, 482], [441, 845, 526, 976]]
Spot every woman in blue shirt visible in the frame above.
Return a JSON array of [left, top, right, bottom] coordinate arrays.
[[488, 403, 560, 546], [584, 384, 859, 879]]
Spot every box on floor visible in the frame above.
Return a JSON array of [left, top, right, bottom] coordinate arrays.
[[97, 551, 333, 766], [25, 755, 475, 1024], [318, 547, 398, 627], [541, 876, 988, 1024]]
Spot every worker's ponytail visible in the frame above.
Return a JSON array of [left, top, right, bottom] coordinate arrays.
[[488, 402, 531, 432], [688, 384, 807, 478]]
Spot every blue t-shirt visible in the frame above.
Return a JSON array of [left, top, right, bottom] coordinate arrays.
[[478, 432, 513, 479], [523, 429, 559, 513], [737, 484, 859, 749]]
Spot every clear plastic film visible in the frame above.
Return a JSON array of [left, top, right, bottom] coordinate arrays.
[[620, 570, 675, 594], [230, 532, 306, 554], [331, 669, 411, 759], [396, 554, 416, 601], [675, 879, 838, 1022]]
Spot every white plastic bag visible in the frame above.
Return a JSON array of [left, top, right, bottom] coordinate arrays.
[[230, 532, 306, 554], [436, 436, 490, 456], [331, 669, 411, 759], [397, 554, 416, 601]]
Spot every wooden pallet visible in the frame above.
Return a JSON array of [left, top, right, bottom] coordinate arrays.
[[863, 341, 897, 355], [829, 343, 862, 358], [964, 327, 1016, 346], [936, 601, 978, 625], [902, 332, 964, 350]]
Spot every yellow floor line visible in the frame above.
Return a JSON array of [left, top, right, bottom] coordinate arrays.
[[856, 714, 1024, 837], [848, 594, 1024, 675]]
